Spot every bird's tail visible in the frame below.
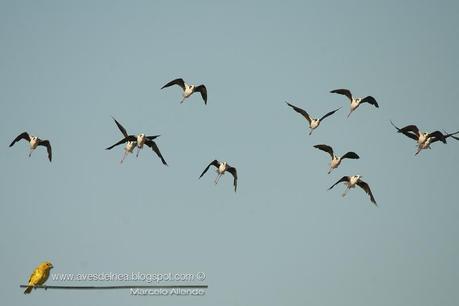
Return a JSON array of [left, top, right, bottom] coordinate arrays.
[[24, 285, 33, 294]]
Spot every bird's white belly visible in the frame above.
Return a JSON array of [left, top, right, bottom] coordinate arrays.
[[184, 87, 193, 98], [310, 120, 320, 129], [126, 143, 136, 153], [351, 100, 359, 110], [330, 158, 340, 169], [30, 139, 38, 149]]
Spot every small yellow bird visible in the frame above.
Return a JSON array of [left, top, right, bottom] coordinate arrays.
[[24, 261, 54, 294]]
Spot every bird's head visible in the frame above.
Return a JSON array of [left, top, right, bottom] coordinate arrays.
[[138, 133, 145, 139], [31, 136, 38, 141], [355, 175, 362, 179], [41, 261, 53, 270]]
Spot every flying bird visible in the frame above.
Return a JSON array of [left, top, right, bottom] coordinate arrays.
[[106, 117, 167, 165], [390, 121, 458, 155], [286, 102, 341, 135], [313, 144, 360, 174], [199, 160, 237, 192], [161, 78, 207, 104], [119, 141, 137, 163], [9, 132, 52, 162], [24, 261, 53, 294], [328, 175, 377, 206], [330, 89, 379, 117]]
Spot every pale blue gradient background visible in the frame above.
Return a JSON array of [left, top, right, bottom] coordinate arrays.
[[1, 1, 458, 305]]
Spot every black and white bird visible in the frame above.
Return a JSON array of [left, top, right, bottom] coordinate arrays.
[[9, 132, 52, 162], [286, 102, 341, 135], [199, 160, 238, 192], [161, 78, 207, 104], [313, 144, 360, 174], [120, 140, 138, 164], [106, 117, 167, 165], [328, 175, 377, 206], [390, 121, 458, 155], [330, 89, 379, 117]]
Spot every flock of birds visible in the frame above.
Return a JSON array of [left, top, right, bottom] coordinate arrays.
[[13, 78, 459, 294], [9, 79, 459, 208]]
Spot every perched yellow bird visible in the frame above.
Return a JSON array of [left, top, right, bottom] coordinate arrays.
[[24, 261, 53, 294]]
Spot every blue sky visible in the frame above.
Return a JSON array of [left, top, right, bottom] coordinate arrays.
[[1, 1, 458, 305]]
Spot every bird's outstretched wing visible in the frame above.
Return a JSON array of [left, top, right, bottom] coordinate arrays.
[[319, 107, 341, 121], [194, 85, 207, 104], [328, 176, 350, 190], [286, 102, 311, 124], [146, 135, 161, 140], [356, 180, 377, 206], [105, 136, 136, 150], [145, 140, 168, 166], [9, 132, 30, 147], [199, 160, 220, 178], [111, 117, 129, 138], [360, 96, 379, 108], [161, 78, 185, 91], [226, 166, 238, 192], [442, 130, 459, 141], [390, 121, 419, 141], [313, 144, 334, 158], [37, 140, 52, 162], [428, 131, 447, 144], [330, 89, 353, 101], [341, 152, 360, 160]]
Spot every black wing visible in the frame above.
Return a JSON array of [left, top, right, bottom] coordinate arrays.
[[146, 135, 160, 140], [330, 89, 353, 101], [341, 152, 360, 160], [360, 96, 379, 108], [356, 180, 377, 206], [313, 144, 334, 158], [9, 132, 30, 147], [286, 102, 311, 124], [194, 85, 207, 104], [428, 131, 447, 144], [226, 166, 238, 192], [37, 140, 52, 162], [145, 140, 167, 166], [328, 176, 350, 190], [442, 130, 459, 141], [161, 78, 185, 90], [390, 121, 419, 141], [199, 160, 220, 179], [319, 107, 342, 121], [111, 117, 129, 138], [105, 137, 135, 150]]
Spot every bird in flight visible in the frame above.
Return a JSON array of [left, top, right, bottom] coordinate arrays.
[[313, 144, 360, 174], [286, 102, 341, 135], [161, 78, 207, 104], [9, 132, 52, 162], [330, 88, 379, 117], [328, 175, 377, 206], [24, 261, 53, 294], [199, 160, 238, 192], [106, 117, 167, 165], [390, 121, 459, 155]]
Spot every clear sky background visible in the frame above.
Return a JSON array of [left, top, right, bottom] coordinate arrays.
[[1, 0, 458, 305]]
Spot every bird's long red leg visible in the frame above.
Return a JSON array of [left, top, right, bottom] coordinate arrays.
[[120, 151, 128, 163]]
